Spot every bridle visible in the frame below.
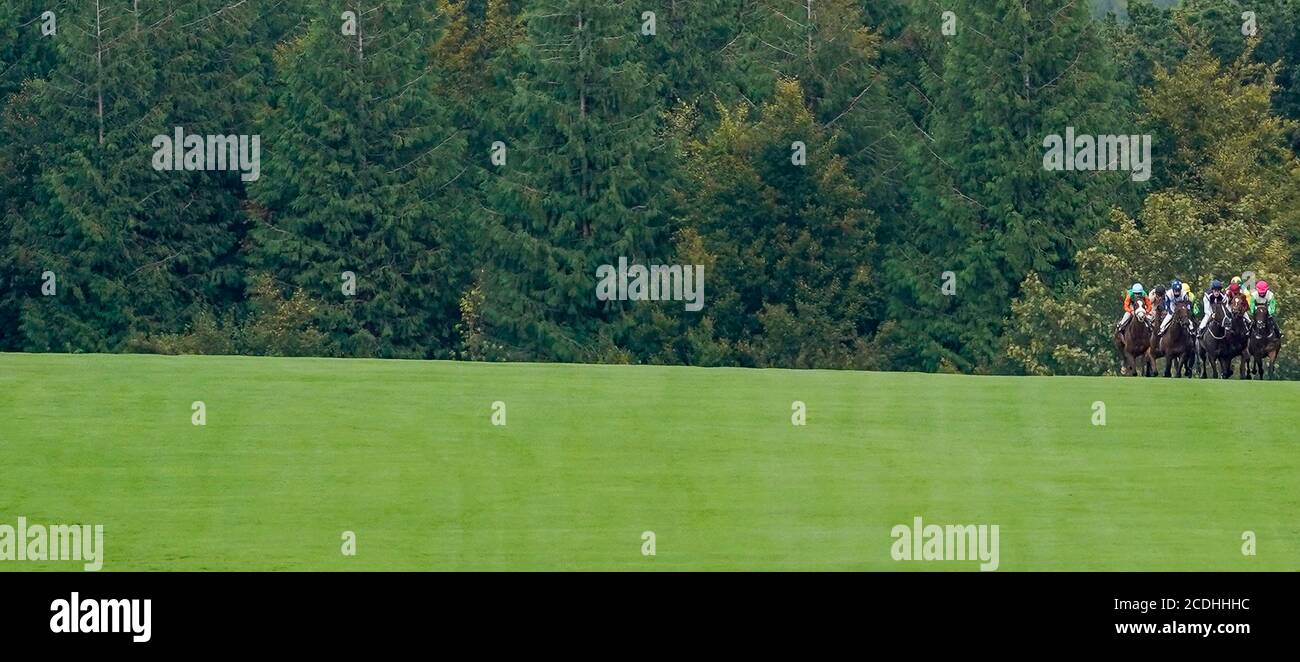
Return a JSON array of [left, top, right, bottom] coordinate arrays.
[[1206, 300, 1228, 340], [1253, 306, 1276, 340]]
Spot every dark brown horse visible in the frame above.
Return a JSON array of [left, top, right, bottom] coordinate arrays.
[[1247, 303, 1282, 380], [1229, 292, 1253, 378], [1158, 300, 1195, 378], [1116, 308, 1154, 376], [1148, 292, 1168, 363], [1198, 298, 1235, 378]]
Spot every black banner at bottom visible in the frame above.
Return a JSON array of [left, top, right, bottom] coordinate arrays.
[[0, 571, 1291, 651]]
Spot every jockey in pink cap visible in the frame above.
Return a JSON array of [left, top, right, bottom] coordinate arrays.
[[1254, 281, 1281, 338]]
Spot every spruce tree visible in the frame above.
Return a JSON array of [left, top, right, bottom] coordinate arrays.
[[251, 1, 471, 358], [0, 0, 60, 349], [664, 79, 881, 368], [12, 1, 255, 351], [885, 0, 1130, 371], [474, 0, 669, 361], [641, 0, 746, 107]]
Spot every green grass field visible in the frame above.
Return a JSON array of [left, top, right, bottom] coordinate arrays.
[[1, 352, 1297, 571]]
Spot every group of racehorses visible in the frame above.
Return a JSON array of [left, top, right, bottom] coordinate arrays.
[[1114, 291, 1282, 379]]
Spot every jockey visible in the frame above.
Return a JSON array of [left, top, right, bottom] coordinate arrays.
[[1228, 280, 1249, 313], [1227, 277, 1248, 310], [1197, 279, 1227, 337], [1149, 284, 1167, 310], [1230, 276, 1249, 306], [1158, 279, 1193, 335], [1117, 283, 1150, 332], [1254, 280, 1281, 338], [1147, 285, 1167, 330]]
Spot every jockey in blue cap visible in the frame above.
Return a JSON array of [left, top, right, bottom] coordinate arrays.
[[1158, 279, 1194, 336], [1197, 279, 1227, 338]]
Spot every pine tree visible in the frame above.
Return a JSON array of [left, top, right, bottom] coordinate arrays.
[[0, 0, 59, 106], [725, 0, 907, 251], [433, 0, 525, 151], [11, 1, 259, 351], [0, 0, 60, 349], [640, 0, 746, 107], [885, 0, 1130, 371], [474, 0, 670, 361], [662, 79, 880, 368], [251, 1, 470, 358]]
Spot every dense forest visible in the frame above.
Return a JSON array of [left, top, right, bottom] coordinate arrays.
[[2, 0, 1299, 376], [1091, 0, 1181, 18]]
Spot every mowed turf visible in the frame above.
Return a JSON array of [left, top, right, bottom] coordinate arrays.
[[0, 352, 1297, 571]]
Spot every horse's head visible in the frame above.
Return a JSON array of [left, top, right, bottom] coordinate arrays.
[[1253, 304, 1272, 338], [1231, 293, 1249, 315], [1173, 299, 1189, 321], [1134, 306, 1153, 327], [1208, 298, 1224, 323]]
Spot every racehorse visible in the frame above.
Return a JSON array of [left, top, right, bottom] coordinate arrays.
[[1157, 299, 1195, 378], [1247, 302, 1282, 380], [1116, 307, 1155, 376], [1197, 298, 1235, 379], [1229, 292, 1253, 379], [1148, 292, 1167, 363]]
